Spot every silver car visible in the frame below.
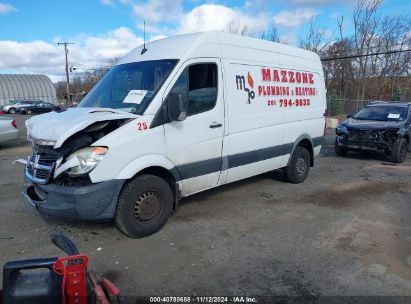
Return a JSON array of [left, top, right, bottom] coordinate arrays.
[[0, 116, 19, 144], [1, 101, 37, 114]]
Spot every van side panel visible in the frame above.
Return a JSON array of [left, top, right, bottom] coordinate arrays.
[[223, 60, 286, 184], [221, 44, 326, 184], [277, 54, 326, 159]]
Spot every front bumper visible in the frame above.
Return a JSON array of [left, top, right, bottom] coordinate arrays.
[[22, 179, 125, 220], [336, 134, 391, 152]]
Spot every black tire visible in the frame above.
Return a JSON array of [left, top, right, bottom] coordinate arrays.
[[335, 142, 348, 156], [8, 107, 16, 114], [390, 138, 408, 163], [284, 146, 311, 184], [114, 174, 173, 238]]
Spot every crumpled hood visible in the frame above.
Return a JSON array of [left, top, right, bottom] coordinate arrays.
[[343, 118, 403, 130], [26, 107, 138, 148]]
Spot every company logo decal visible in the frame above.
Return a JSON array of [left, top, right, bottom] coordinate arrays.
[[235, 72, 255, 104], [237, 67, 318, 108]]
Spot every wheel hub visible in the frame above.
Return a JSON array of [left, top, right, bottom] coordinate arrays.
[[134, 191, 161, 221], [295, 156, 307, 176]]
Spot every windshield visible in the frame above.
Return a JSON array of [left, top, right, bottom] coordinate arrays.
[[353, 105, 408, 121], [79, 59, 178, 114]]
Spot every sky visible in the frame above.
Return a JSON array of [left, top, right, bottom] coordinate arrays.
[[0, 0, 409, 82]]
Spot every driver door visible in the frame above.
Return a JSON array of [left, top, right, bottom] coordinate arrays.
[[163, 59, 224, 196]]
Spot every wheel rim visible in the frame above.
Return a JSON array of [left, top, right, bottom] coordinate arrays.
[[134, 191, 161, 222], [27, 111, 31, 115], [10, 109, 15, 114], [295, 156, 307, 176], [400, 141, 407, 160]]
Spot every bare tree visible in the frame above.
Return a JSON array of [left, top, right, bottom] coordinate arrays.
[[375, 15, 411, 99], [352, 0, 383, 100], [298, 18, 330, 53], [107, 56, 121, 67], [260, 26, 280, 42], [226, 21, 249, 35]]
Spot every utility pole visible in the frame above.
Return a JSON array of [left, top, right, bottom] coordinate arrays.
[[57, 42, 74, 105]]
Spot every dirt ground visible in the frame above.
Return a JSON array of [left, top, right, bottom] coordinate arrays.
[[1, 114, 411, 301]]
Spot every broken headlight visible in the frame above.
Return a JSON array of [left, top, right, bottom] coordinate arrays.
[[336, 124, 348, 135], [66, 147, 108, 176]]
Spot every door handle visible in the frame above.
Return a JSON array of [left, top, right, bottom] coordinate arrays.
[[209, 122, 222, 129]]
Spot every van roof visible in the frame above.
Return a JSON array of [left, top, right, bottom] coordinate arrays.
[[119, 31, 320, 67]]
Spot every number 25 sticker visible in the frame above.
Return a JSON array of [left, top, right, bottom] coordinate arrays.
[[137, 122, 148, 130]]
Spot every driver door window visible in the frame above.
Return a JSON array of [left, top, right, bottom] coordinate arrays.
[[167, 63, 218, 117]]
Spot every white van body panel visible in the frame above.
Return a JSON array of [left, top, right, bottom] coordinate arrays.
[[92, 32, 326, 195], [24, 32, 326, 207], [89, 115, 166, 183]]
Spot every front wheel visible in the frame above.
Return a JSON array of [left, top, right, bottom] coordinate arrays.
[[26, 110, 32, 115], [390, 138, 408, 163], [284, 146, 310, 184], [335, 142, 348, 156], [8, 108, 16, 114], [114, 174, 174, 238]]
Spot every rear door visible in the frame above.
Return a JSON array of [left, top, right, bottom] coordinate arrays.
[[163, 59, 224, 196]]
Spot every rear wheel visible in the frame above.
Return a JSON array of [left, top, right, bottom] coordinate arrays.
[[8, 108, 16, 114], [114, 174, 173, 238], [26, 110, 32, 115], [390, 138, 408, 163], [284, 146, 310, 184]]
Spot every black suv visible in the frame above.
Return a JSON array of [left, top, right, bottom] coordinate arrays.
[[335, 102, 410, 163]]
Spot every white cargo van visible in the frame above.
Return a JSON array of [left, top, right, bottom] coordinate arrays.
[[22, 32, 326, 238]]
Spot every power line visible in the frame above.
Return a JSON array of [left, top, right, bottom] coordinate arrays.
[[57, 42, 74, 105], [320, 43, 411, 58], [321, 48, 411, 61]]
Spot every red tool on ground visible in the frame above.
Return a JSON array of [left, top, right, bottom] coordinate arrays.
[[0, 232, 124, 304]]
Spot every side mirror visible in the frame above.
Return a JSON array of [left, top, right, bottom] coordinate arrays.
[[347, 114, 353, 118], [167, 92, 187, 122]]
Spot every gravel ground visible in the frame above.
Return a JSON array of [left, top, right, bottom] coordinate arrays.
[[0, 114, 411, 301]]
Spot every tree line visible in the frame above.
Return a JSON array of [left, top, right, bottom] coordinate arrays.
[[284, 0, 409, 102]]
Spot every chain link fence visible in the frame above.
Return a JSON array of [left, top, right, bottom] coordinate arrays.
[[326, 98, 377, 118]]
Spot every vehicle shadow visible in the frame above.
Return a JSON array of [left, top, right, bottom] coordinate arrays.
[[39, 213, 116, 234], [179, 169, 285, 208]]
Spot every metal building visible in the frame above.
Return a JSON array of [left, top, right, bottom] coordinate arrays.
[[0, 74, 57, 105]]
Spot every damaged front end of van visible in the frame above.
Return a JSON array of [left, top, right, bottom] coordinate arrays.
[[18, 57, 178, 222], [21, 108, 136, 220]]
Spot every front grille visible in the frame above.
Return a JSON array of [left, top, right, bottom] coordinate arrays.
[[347, 129, 381, 142], [347, 129, 367, 141], [25, 146, 60, 184]]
